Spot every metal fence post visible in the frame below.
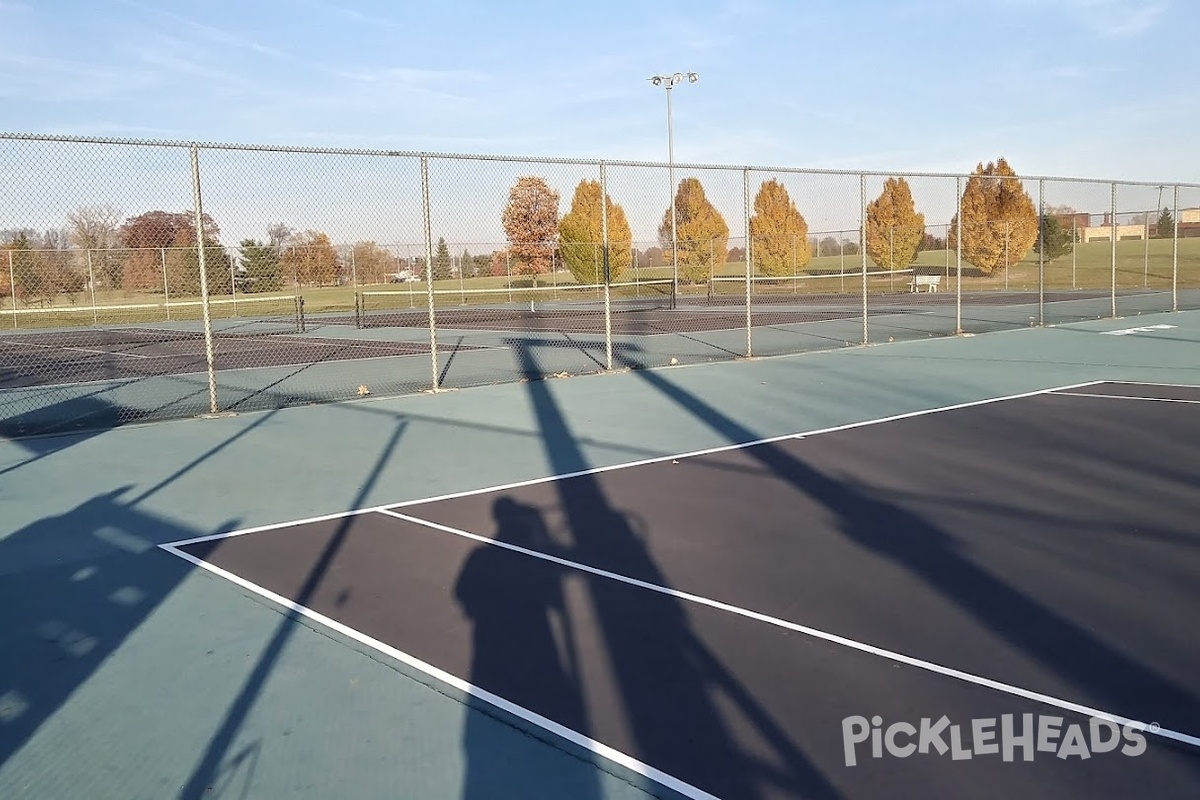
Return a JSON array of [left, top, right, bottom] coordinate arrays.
[[1072, 218, 1077, 289], [1143, 208, 1150, 289], [1110, 182, 1118, 318], [1037, 180, 1045, 326], [744, 168, 753, 357], [7, 250, 15, 328], [189, 145, 219, 416], [861, 174, 869, 344], [421, 155, 441, 392], [601, 161, 613, 371], [1172, 185, 1179, 312], [86, 249, 99, 326], [161, 247, 171, 320], [955, 176, 963, 335]]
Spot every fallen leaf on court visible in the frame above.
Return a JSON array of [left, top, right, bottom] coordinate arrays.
[[357, 385, 371, 396]]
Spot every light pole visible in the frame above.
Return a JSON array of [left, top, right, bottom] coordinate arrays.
[[649, 71, 698, 305]]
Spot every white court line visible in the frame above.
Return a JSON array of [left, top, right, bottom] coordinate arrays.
[[0, 340, 152, 359], [1049, 391, 1200, 405], [162, 379, 1105, 551], [158, 542, 720, 800], [378, 507, 1200, 752], [379, 379, 1106, 511], [2, 345, 506, 391]]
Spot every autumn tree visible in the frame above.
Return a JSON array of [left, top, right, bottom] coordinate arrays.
[[351, 241, 394, 284], [948, 159, 1038, 275], [558, 179, 633, 284], [502, 176, 559, 278], [67, 204, 123, 289], [865, 177, 926, 270], [282, 231, 341, 286], [118, 210, 228, 295], [748, 180, 810, 277], [658, 177, 729, 283]]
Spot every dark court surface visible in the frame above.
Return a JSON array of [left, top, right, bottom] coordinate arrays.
[[179, 384, 1200, 800], [0, 328, 479, 388]]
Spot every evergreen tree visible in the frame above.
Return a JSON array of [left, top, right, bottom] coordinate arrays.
[[1156, 207, 1175, 239], [239, 239, 283, 292], [1035, 215, 1074, 261], [433, 237, 452, 280]]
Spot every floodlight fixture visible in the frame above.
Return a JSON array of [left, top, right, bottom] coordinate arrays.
[[648, 71, 699, 302]]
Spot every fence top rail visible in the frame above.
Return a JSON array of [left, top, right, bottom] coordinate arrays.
[[3, 131, 1198, 190]]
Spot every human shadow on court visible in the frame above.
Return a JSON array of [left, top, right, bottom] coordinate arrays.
[[454, 496, 600, 800], [452, 342, 842, 799]]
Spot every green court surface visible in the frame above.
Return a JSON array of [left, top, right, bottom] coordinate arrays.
[[2, 309, 1198, 799]]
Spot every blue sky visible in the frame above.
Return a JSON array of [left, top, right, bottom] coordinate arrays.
[[2, 0, 1196, 183]]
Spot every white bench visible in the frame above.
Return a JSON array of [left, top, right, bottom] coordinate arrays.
[[908, 275, 940, 293]]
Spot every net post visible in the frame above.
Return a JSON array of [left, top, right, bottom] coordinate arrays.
[[601, 162, 613, 371], [354, 291, 362, 328], [1038, 179, 1045, 327], [421, 155, 441, 392], [744, 168, 753, 358], [861, 173, 869, 344], [297, 296, 306, 333], [189, 145, 219, 415]]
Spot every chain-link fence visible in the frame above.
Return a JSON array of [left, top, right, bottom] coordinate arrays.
[[3, 132, 1199, 437]]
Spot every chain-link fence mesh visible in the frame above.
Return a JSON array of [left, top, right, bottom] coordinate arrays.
[[3, 133, 1198, 437]]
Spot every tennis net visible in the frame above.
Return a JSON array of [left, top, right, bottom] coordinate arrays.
[[355, 279, 675, 328], [4, 294, 304, 338], [707, 269, 915, 303]]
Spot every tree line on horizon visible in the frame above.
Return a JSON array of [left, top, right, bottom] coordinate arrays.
[[6, 156, 1181, 306]]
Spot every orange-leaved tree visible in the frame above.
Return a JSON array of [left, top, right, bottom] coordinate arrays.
[[558, 179, 633, 284], [948, 158, 1038, 275], [749, 179, 809, 277], [658, 177, 729, 283], [502, 176, 560, 279], [865, 177, 926, 270]]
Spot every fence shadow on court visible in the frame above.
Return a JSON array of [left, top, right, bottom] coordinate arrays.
[[613, 351, 1200, 779], [0, 487, 240, 783]]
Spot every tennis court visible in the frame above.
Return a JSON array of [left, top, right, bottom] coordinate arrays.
[[0, 327, 484, 389], [3, 301, 1199, 800], [162, 380, 1200, 800]]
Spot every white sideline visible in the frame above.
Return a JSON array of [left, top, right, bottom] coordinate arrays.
[[162, 379, 1106, 549], [378, 507, 1200, 752], [161, 541, 721, 800]]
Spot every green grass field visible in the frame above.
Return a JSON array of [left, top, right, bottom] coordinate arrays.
[[3, 239, 1198, 331]]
